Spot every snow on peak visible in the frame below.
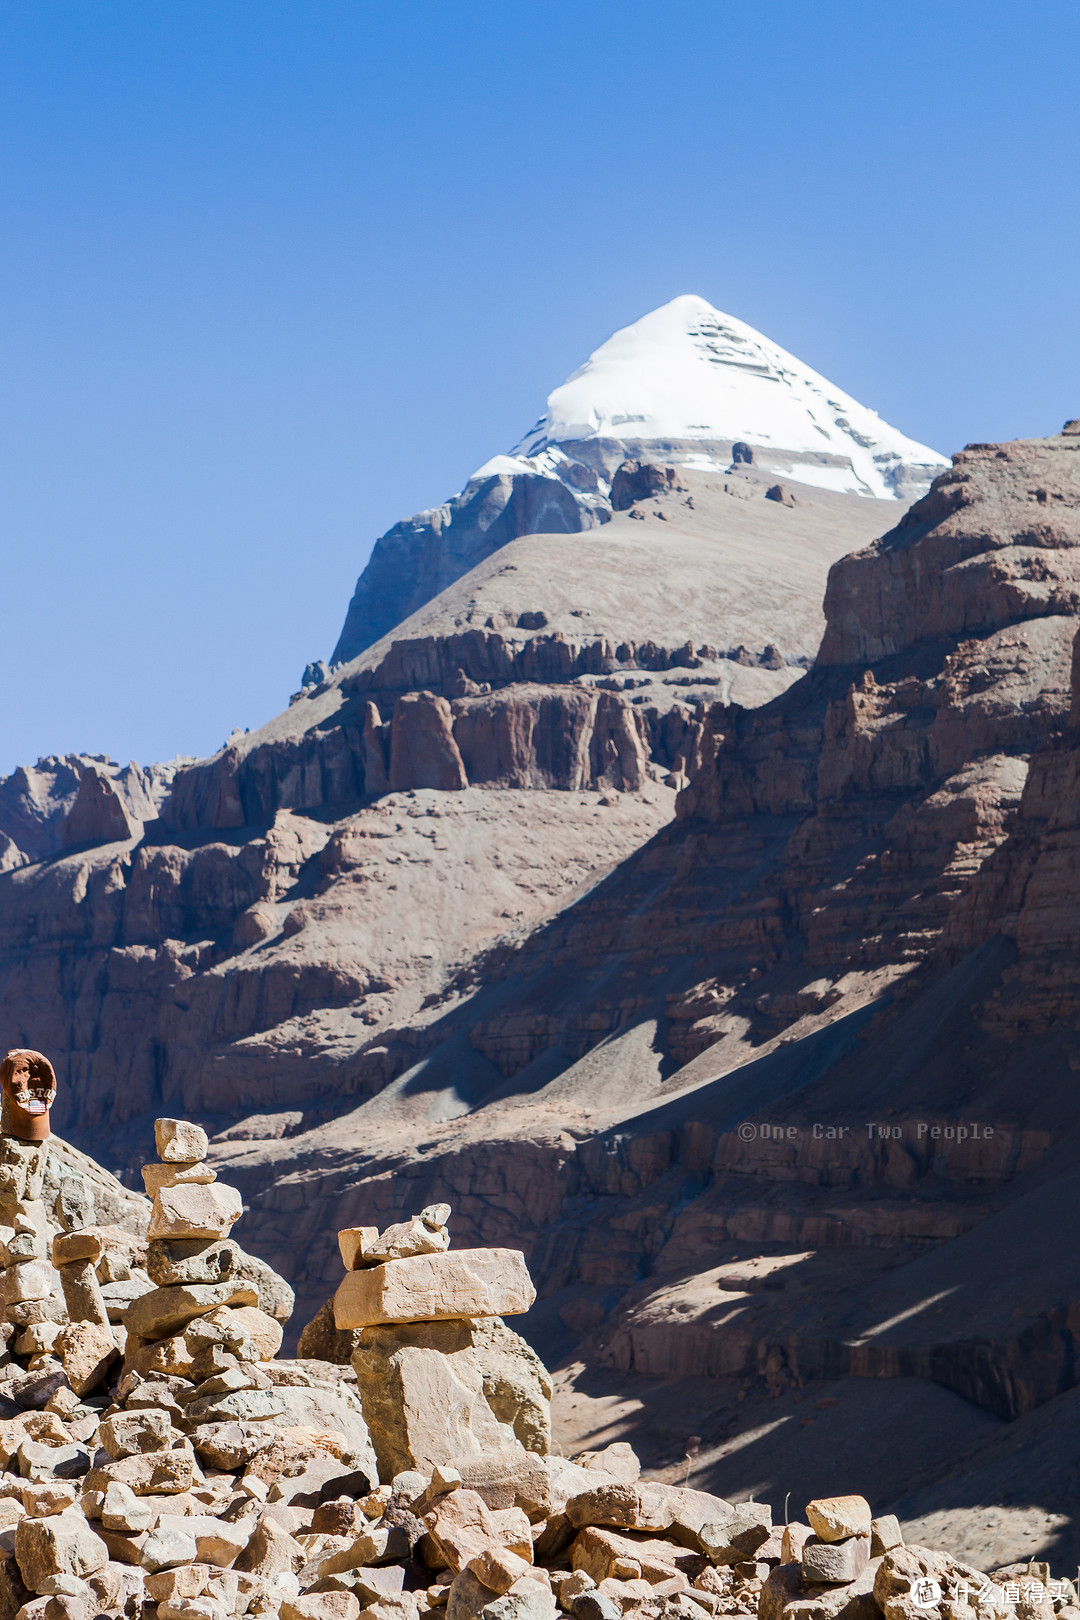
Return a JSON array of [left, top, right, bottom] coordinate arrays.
[[501, 294, 947, 500]]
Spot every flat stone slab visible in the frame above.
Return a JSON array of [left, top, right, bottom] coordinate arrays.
[[147, 1183, 243, 1242], [122, 1279, 259, 1340], [334, 1249, 535, 1329]]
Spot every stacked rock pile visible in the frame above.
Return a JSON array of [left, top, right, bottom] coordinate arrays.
[[332, 1207, 551, 1477], [0, 1130, 151, 1404], [0, 1121, 1076, 1620]]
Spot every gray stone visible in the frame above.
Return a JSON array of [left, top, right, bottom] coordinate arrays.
[[803, 1534, 870, 1585], [54, 1181, 96, 1235], [145, 1239, 242, 1288]]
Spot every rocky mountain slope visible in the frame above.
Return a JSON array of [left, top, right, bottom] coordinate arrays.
[[0, 456, 893, 1143], [330, 296, 947, 664], [12, 309, 1080, 1567], [200, 421, 1080, 1568]]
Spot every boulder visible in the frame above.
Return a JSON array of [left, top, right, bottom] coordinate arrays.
[[334, 1250, 535, 1330], [147, 1186, 243, 1243], [14, 1513, 109, 1593], [469, 1319, 551, 1456], [424, 1489, 532, 1574], [803, 1534, 871, 1584], [351, 1320, 516, 1478], [447, 1570, 555, 1620]]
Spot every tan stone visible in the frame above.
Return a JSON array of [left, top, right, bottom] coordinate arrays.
[[186, 1305, 283, 1361], [57, 1322, 118, 1396], [352, 1320, 510, 1478], [571, 1527, 697, 1587], [155, 1511, 250, 1567], [20, 1483, 77, 1518], [144, 1566, 209, 1603], [233, 1514, 305, 1576], [870, 1517, 904, 1557], [467, 1548, 538, 1596], [469, 1319, 551, 1457], [803, 1534, 871, 1584], [337, 1228, 379, 1271], [125, 1333, 195, 1380], [154, 1119, 210, 1163], [425, 1490, 532, 1575], [806, 1497, 873, 1545], [50, 1231, 103, 1266], [452, 1452, 549, 1517], [58, 1259, 110, 1327], [281, 1598, 362, 1620], [355, 1207, 453, 1268], [447, 1570, 553, 1620], [14, 1321, 62, 1356], [14, 1512, 109, 1592], [142, 1162, 217, 1194], [148, 1184, 243, 1242], [123, 1280, 259, 1340], [100, 1480, 155, 1533], [100, 1409, 173, 1460], [5, 1259, 53, 1304], [84, 1450, 197, 1496], [139, 1522, 199, 1571], [574, 1443, 639, 1484], [334, 1250, 534, 1329], [782, 1523, 813, 1563]]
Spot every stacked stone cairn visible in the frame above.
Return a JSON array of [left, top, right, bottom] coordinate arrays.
[[0, 1123, 1074, 1620]]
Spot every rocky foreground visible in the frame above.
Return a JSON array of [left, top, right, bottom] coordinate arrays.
[[0, 1116, 1068, 1620]]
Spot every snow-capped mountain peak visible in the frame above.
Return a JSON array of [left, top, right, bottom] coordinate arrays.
[[488, 293, 947, 502]]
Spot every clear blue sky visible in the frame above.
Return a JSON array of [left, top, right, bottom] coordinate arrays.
[[3, 1, 1079, 775]]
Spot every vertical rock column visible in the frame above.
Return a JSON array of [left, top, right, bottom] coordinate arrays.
[[121, 1118, 285, 1388], [0, 1137, 62, 1364], [53, 1180, 109, 1329], [333, 1206, 552, 1481], [52, 1176, 125, 1399]]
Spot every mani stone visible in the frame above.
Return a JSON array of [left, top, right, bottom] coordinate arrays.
[[334, 1248, 535, 1329], [154, 1118, 209, 1162], [147, 1183, 243, 1242], [806, 1496, 873, 1544]]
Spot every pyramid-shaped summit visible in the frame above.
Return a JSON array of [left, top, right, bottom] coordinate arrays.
[[332, 295, 947, 664], [510, 293, 947, 500]]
